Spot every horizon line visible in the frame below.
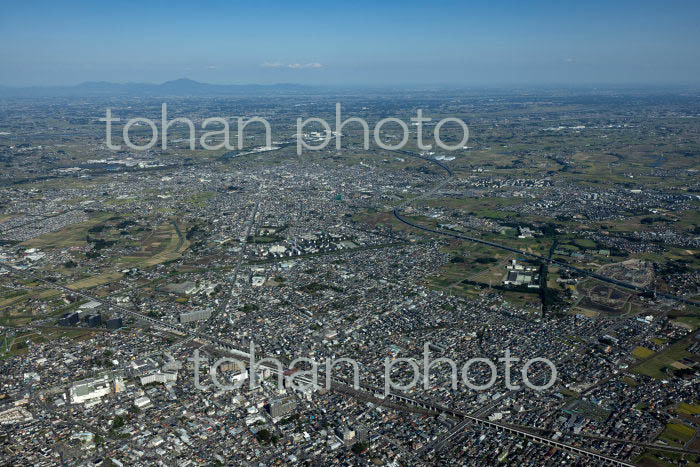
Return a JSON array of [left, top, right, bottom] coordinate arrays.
[[2, 78, 700, 90]]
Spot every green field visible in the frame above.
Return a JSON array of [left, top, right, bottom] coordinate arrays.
[[658, 422, 696, 447], [633, 339, 692, 379], [632, 346, 656, 359]]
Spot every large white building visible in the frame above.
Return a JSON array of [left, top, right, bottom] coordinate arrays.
[[140, 371, 178, 386], [179, 309, 212, 324], [0, 406, 33, 424], [134, 396, 152, 409], [69, 376, 112, 404]]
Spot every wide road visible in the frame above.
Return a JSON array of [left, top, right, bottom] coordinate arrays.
[[198, 199, 259, 333]]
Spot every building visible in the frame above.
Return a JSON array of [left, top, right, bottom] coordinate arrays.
[[114, 376, 125, 393], [79, 301, 101, 311], [355, 426, 368, 443], [69, 376, 112, 404], [216, 360, 248, 385], [106, 317, 123, 330], [134, 396, 152, 409], [59, 312, 79, 326], [517, 226, 534, 238], [129, 359, 157, 376], [178, 309, 212, 324], [140, 371, 178, 386], [83, 314, 102, 327], [0, 406, 33, 424], [335, 426, 356, 443], [503, 260, 540, 288], [162, 357, 183, 372], [251, 276, 266, 287], [268, 397, 297, 419]]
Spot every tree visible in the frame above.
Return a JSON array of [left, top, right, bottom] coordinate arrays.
[[352, 442, 370, 454], [113, 415, 125, 429], [255, 429, 278, 444]]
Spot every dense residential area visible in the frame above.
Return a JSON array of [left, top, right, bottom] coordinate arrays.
[[0, 89, 698, 466]]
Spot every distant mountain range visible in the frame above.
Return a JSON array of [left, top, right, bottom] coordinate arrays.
[[0, 78, 314, 97]]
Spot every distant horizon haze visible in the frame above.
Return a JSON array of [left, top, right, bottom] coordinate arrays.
[[1, 78, 699, 92]]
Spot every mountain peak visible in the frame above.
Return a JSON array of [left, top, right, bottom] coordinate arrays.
[[161, 78, 201, 86]]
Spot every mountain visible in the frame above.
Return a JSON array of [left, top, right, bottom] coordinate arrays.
[[0, 79, 314, 97]]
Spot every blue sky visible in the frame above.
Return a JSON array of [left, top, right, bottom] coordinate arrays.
[[1, 0, 699, 86]]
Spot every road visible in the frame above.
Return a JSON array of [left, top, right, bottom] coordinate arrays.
[[197, 199, 259, 333], [1, 150, 694, 465], [0, 258, 656, 465], [390, 150, 700, 308]]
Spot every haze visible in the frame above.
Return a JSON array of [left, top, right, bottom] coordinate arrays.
[[1, 0, 699, 87]]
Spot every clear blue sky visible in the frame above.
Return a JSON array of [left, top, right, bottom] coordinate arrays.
[[1, 0, 699, 86]]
